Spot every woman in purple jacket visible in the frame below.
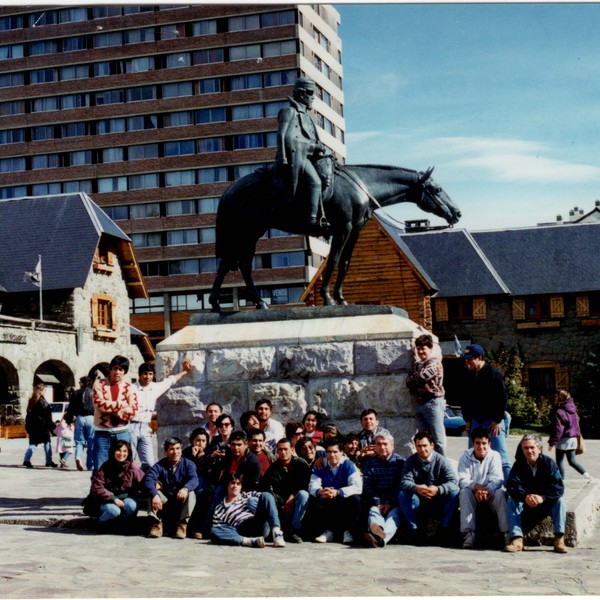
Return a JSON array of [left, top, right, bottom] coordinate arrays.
[[548, 390, 590, 480]]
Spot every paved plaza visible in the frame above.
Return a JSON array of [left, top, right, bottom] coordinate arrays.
[[1, 435, 600, 598]]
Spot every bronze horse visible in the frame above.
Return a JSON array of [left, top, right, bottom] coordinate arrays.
[[208, 163, 461, 312]]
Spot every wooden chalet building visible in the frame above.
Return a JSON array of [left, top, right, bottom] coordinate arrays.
[[303, 214, 600, 405], [0, 192, 151, 420]]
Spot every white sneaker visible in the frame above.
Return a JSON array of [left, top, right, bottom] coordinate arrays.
[[273, 532, 286, 548], [583, 472, 592, 480], [314, 530, 334, 543], [343, 530, 354, 544]]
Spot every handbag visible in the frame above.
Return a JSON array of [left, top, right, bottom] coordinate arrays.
[[576, 433, 586, 455]]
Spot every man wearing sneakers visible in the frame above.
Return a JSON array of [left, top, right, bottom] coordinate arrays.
[[64, 376, 95, 471], [362, 432, 404, 548], [210, 473, 286, 548], [308, 437, 363, 544]]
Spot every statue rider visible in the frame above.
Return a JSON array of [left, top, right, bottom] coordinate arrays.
[[276, 76, 331, 236]]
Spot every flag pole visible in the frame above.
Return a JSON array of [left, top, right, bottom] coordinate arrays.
[[38, 254, 43, 322]]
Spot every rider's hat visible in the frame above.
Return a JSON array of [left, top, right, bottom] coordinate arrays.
[[293, 76, 317, 92]]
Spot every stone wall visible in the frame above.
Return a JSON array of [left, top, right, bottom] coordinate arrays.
[[155, 306, 430, 454]]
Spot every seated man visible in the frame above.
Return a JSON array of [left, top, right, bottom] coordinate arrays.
[[143, 437, 199, 539], [504, 433, 567, 554], [362, 432, 404, 548], [399, 431, 459, 545], [262, 438, 312, 543], [210, 474, 285, 548], [308, 437, 363, 544], [458, 426, 508, 549], [357, 409, 391, 461]]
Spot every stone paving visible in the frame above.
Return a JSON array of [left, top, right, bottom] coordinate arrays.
[[1, 435, 600, 598]]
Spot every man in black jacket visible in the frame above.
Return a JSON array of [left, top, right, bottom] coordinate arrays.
[[64, 376, 95, 471], [504, 434, 567, 554], [461, 344, 511, 479], [262, 438, 311, 543]]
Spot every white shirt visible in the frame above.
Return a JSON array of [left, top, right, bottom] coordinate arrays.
[[132, 376, 176, 423]]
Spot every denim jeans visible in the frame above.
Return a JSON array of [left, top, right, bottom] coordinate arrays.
[[99, 497, 138, 523], [415, 397, 447, 456], [290, 490, 310, 531], [24, 441, 52, 464], [210, 492, 281, 545], [468, 418, 511, 480], [399, 488, 459, 530], [129, 421, 155, 471], [367, 505, 401, 545], [507, 495, 566, 538], [93, 430, 130, 474], [74, 415, 95, 471]]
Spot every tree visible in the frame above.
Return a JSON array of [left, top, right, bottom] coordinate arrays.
[[572, 341, 600, 438]]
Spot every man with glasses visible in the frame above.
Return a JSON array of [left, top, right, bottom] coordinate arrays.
[[462, 344, 511, 480], [276, 76, 330, 236]]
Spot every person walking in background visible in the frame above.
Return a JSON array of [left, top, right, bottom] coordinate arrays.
[[406, 334, 447, 456], [64, 376, 95, 472], [548, 390, 590, 480], [55, 419, 75, 468], [23, 384, 57, 468]]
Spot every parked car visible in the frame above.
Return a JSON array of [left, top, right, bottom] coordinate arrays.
[[444, 405, 466, 436]]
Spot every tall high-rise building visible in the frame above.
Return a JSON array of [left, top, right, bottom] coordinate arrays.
[[0, 4, 345, 345]]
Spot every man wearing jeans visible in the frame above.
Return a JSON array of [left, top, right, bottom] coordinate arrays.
[[504, 434, 567, 554], [462, 344, 511, 479], [399, 431, 459, 546], [406, 334, 446, 456], [65, 376, 95, 471], [362, 432, 404, 548], [92, 355, 138, 474], [262, 438, 312, 543], [130, 359, 192, 471]]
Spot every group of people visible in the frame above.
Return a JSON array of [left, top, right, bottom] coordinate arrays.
[[22, 340, 590, 553]]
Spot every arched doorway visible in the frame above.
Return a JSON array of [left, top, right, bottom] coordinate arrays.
[[34, 360, 75, 405], [0, 357, 20, 421]]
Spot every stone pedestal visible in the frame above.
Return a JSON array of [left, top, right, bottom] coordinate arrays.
[[155, 305, 431, 454]]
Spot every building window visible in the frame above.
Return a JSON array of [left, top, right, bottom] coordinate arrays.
[[130, 203, 160, 219], [0, 44, 24, 59], [0, 157, 26, 172], [162, 82, 193, 98], [126, 86, 157, 102], [128, 144, 159, 160], [0, 100, 25, 115], [198, 167, 227, 183], [69, 151, 92, 166], [0, 185, 28, 199], [192, 20, 217, 36], [197, 137, 225, 153], [102, 148, 124, 163], [228, 14, 260, 31], [93, 244, 115, 273], [125, 57, 154, 73], [0, 73, 24, 88], [29, 40, 59, 55], [31, 154, 62, 169], [229, 44, 261, 61], [0, 15, 23, 30], [448, 298, 473, 320], [271, 251, 305, 268], [31, 97, 59, 112], [167, 229, 198, 246], [61, 93, 90, 109], [30, 68, 57, 84], [200, 257, 217, 273], [264, 69, 296, 87], [128, 174, 159, 190], [61, 122, 90, 138], [31, 183, 61, 196], [98, 177, 128, 193], [199, 228, 216, 243], [103, 205, 129, 220], [198, 197, 219, 213], [62, 36, 87, 52], [261, 10, 295, 27], [271, 286, 303, 305], [263, 40, 296, 57], [233, 133, 264, 150], [193, 48, 224, 65], [165, 170, 195, 187], [525, 296, 551, 319], [168, 259, 199, 275], [96, 90, 124, 105], [171, 294, 203, 311], [163, 111, 193, 127], [60, 65, 89, 81], [196, 107, 226, 124], [161, 23, 186, 39], [164, 140, 195, 156], [124, 28, 155, 44], [0, 129, 25, 144], [590, 293, 600, 317], [92, 6, 121, 18], [231, 73, 262, 90], [139, 262, 164, 277], [165, 52, 191, 68], [131, 232, 162, 248], [97, 118, 126, 134], [528, 367, 556, 396], [94, 32, 123, 48], [127, 115, 158, 131], [130, 295, 165, 314], [198, 78, 221, 94], [166, 200, 196, 216], [231, 104, 263, 120], [31, 126, 55, 141]]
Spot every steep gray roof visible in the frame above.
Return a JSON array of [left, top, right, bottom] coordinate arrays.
[[0, 193, 132, 293], [472, 223, 600, 295], [399, 228, 509, 297]]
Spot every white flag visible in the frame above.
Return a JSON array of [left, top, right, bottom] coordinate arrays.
[[24, 257, 42, 287]]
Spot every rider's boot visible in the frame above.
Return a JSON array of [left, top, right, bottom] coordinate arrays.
[[307, 191, 330, 236]]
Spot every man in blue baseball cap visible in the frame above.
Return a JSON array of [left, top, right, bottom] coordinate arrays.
[[461, 344, 511, 479]]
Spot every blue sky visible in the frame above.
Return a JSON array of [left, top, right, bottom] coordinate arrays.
[[335, 3, 600, 231]]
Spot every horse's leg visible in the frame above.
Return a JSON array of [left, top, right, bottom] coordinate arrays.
[[239, 261, 269, 310], [333, 227, 361, 305], [320, 226, 351, 306], [208, 258, 234, 313]]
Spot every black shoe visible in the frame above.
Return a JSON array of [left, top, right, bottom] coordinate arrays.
[[23, 461, 33, 469], [46, 461, 58, 468], [286, 530, 303, 544], [306, 218, 330, 237]]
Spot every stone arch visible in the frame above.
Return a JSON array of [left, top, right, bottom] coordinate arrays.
[[34, 360, 75, 404], [0, 356, 20, 419]]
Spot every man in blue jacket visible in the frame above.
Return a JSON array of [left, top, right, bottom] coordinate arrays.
[[144, 437, 199, 539], [504, 433, 567, 553]]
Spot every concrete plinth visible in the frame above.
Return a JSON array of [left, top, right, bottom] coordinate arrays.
[[155, 305, 430, 452]]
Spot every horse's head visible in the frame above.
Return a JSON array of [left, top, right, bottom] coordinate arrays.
[[415, 167, 462, 226]]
